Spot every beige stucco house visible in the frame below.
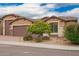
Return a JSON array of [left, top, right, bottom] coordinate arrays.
[[2, 14, 78, 37]]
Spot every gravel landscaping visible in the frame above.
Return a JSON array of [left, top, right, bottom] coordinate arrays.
[[23, 36, 72, 45], [41, 37, 72, 45]]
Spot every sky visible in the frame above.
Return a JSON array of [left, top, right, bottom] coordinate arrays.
[[0, 3, 79, 19]]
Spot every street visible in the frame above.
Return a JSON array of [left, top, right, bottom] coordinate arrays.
[[0, 44, 78, 56]]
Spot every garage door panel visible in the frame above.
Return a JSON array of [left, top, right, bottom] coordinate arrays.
[[13, 26, 28, 36]]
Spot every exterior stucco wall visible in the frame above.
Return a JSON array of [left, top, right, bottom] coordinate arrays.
[[65, 21, 77, 26], [58, 21, 65, 37], [0, 21, 3, 35], [3, 16, 17, 21], [5, 20, 13, 35], [2, 16, 17, 35], [10, 19, 33, 36], [46, 19, 59, 23], [11, 19, 32, 26]]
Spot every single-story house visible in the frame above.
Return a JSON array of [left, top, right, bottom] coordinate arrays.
[[2, 14, 78, 37]]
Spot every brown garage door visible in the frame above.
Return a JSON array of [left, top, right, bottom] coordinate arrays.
[[13, 25, 28, 36]]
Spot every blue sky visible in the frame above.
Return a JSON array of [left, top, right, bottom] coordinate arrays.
[[0, 3, 23, 7], [0, 3, 79, 19]]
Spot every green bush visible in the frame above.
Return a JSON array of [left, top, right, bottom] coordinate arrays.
[[28, 20, 51, 35], [64, 24, 79, 44], [23, 34, 32, 41]]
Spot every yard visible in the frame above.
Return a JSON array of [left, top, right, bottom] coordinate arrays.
[[0, 35, 72, 45]]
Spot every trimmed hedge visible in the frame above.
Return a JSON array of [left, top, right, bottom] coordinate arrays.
[[64, 24, 79, 44]]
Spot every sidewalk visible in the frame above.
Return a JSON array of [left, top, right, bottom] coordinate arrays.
[[0, 40, 79, 50]]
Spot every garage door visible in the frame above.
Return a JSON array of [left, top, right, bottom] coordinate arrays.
[[13, 25, 28, 36]]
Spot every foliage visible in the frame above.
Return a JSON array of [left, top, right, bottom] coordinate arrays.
[[24, 20, 51, 42], [23, 33, 32, 41], [28, 20, 51, 35], [64, 24, 79, 44]]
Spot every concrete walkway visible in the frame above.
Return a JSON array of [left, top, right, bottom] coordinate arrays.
[[0, 40, 79, 50]]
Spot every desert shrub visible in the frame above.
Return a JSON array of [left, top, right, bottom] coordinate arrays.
[[42, 36, 50, 40], [23, 33, 32, 41], [64, 24, 79, 44]]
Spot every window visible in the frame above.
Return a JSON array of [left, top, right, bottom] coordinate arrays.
[[50, 22, 58, 33]]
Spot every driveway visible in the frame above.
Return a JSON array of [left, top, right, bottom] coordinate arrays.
[[0, 35, 23, 41]]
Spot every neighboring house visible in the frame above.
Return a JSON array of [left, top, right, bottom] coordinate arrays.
[[2, 14, 78, 37], [41, 16, 77, 37]]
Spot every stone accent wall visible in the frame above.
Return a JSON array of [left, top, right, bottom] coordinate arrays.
[[58, 21, 65, 37]]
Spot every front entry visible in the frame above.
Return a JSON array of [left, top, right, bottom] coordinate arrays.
[[50, 22, 58, 36]]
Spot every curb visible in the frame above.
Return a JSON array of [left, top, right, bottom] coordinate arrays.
[[0, 41, 79, 50]]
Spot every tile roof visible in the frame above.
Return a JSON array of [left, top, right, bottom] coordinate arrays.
[[41, 16, 77, 22]]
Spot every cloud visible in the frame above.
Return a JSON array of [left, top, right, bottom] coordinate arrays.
[[55, 8, 79, 18], [0, 3, 48, 18], [42, 4, 56, 8], [33, 7, 79, 19], [0, 3, 79, 19], [64, 8, 79, 16]]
